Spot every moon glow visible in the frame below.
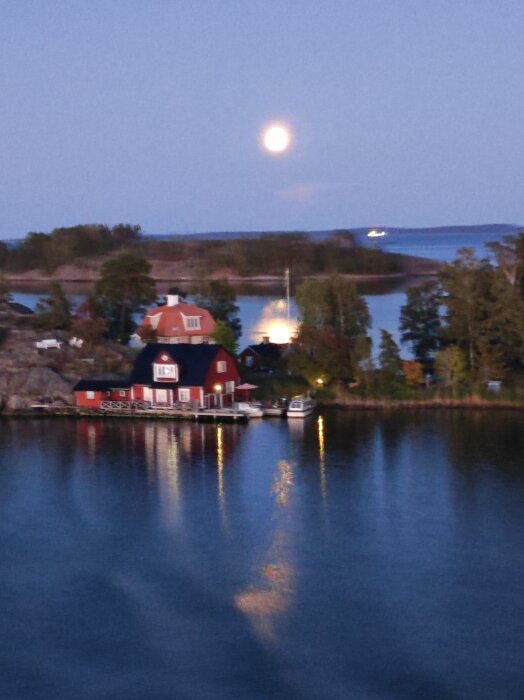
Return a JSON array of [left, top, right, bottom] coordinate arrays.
[[263, 125, 291, 153]]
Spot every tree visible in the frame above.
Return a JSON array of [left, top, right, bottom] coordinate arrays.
[[95, 253, 157, 344], [378, 329, 402, 381], [0, 274, 11, 302], [36, 282, 71, 330], [402, 360, 425, 387], [167, 284, 187, 299], [434, 346, 467, 390], [191, 279, 241, 341], [71, 317, 108, 347], [295, 275, 371, 340], [440, 248, 524, 373], [485, 233, 524, 290], [0, 241, 9, 269], [211, 320, 238, 354], [136, 324, 158, 344], [439, 248, 493, 372], [288, 325, 355, 386], [400, 280, 441, 364]]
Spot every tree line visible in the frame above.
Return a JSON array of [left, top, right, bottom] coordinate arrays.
[[288, 234, 524, 397], [0, 225, 408, 277]]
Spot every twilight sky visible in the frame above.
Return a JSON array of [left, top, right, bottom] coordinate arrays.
[[1, 0, 523, 239]]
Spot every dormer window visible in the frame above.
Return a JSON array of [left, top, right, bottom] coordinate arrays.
[[153, 361, 178, 381], [183, 315, 201, 330]]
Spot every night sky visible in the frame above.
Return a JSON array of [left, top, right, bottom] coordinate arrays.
[[1, 0, 523, 238]]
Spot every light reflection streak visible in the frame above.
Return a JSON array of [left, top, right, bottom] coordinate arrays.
[[318, 415, 327, 502], [216, 424, 229, 533], [234, 459, 295, 643]]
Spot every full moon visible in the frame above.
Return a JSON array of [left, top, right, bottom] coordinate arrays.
[[263, 125, 291, 153]]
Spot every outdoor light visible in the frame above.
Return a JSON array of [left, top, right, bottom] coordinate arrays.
[[316, 377, 324, 385], [214, 384, 222, 393]]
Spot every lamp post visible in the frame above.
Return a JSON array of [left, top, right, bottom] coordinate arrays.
[[214, 383, 223, 408]]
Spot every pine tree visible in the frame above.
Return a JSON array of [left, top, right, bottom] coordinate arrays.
[[400, 280, 441, 364], [36, 282, 71, 330]]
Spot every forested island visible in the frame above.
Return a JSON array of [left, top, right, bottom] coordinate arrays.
[[0, 223, 438, 281], [2, 224, 524, 412]]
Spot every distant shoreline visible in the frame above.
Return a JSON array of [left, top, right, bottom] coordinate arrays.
[[3, 263, 442, 287]]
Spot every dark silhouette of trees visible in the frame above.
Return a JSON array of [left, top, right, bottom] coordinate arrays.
[[95, 253, 156, 344]]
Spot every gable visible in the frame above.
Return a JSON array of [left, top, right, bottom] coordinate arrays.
[[153, 350, 179, 382]]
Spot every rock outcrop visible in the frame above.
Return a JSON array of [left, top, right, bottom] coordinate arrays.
[[0, 366, 73, 411]]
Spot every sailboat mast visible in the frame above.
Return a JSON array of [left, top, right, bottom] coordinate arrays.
[[285, 267, 290, 339]]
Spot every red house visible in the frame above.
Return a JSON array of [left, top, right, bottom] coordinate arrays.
[[239, 337, 288, 371], [138, 295, 216, 344], [74, 343, 240, 410]]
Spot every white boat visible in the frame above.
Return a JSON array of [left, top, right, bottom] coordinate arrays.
[[367, 229, 387, 238], [236, 401, 264, 418], [262, 400, 287, 417], [287, 395, 316, 418]]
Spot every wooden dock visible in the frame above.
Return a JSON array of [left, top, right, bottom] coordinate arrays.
[[76, 406, 249, 422]]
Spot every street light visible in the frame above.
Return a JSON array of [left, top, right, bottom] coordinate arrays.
[[214, 383, 223, 408]]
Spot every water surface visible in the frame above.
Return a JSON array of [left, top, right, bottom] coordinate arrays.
[[1, 412, 523, 699]]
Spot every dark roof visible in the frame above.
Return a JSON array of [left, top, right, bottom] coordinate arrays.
[[129, 343, 224, 387], [3, 301, 34, 315], [74, 379, 130, 391], [241, 342, 286, 360]]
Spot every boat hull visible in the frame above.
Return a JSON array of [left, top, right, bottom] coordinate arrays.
[[287, 406, 315, 418]]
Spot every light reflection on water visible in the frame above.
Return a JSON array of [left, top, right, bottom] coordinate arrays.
[[1, 412, 524, 698]]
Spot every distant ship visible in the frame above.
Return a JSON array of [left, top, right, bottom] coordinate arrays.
[[367, 229, 387, 238]]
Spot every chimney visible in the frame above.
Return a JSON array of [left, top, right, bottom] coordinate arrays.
[[165, 294, 179, 307], [262, 336, 270, 344]]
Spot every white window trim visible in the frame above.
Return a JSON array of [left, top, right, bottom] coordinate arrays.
[[153, 363, 178, 381], [86, 391, 95, 400], [178, 388, 190, 402], [183, 314, 201, 330], [217, 360, 227, 373]]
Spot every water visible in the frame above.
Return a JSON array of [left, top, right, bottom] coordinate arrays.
[[359, 226, 518, 262], [1, 411, 523, 699]]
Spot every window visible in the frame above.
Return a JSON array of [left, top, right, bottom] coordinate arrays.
[[217, 360, 227, 373], [225, 381, 235, 394], [184, 315, 201, 330], [153, 363, 178, 381], [155, 389, 168, 403], [86, 391, 95, 400], [119, 391, 126, 397], [178, 388, 190, 402], [245, 355, 254, 367]]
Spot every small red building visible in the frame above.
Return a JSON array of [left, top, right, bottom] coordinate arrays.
[[74, 343, 240, 410], [239, 337, 288, 371]]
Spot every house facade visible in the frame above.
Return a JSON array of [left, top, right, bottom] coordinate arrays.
[[239, 337, 288, 371], [75, 343, 240, 411], [138, 295, 216, 344]]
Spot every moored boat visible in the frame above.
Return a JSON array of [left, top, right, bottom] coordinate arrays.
[[287, 395, 316, 418], [262, 399, 288, 417], [236, 401, 264, 418]]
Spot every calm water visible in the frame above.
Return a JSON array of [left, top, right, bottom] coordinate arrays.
[[1, 412, 523, 699]]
